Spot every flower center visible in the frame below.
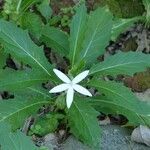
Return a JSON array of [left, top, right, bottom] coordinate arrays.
[[69, 81, 74, 87]]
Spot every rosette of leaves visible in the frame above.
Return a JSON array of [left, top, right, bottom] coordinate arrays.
[[0, 3, 150, 149]]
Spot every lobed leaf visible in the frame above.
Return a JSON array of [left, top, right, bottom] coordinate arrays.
[[90, 52, 150, 76], [0, 122, 38, 150], [0, 93, 51, 130], [37, 0, 52, 22], [68, 99, 100, 148], [41, 26, 69, 57], [69, 4, 87, 66], [88, 97, 150, 126], [26, 86, 51, 99], [88, 80, 150, 116], [20, 12, 43, 38], [111, 17, 142, 41], [0, 69, 49, 91], [0, 19, 53, 78], [79, 7, 113, 65]]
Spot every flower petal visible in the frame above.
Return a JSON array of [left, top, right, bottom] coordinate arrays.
[[66, 87, 74, 109], [72, 70, 89, 84], [73, 84, 92, 97], [49, 84, 69, 93], [53, 69, 71, 83]]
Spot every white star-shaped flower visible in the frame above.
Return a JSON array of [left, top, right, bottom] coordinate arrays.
[[49, 69, 92, 108]]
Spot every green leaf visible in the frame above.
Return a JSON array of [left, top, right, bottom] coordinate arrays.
[[90, 52, 150, 76], [68, 99, 100, 148], [20, 12, 43, 38], [143, 0, 150, 9], [13, 0, 42, 20], [0, 69, 49, 91], [26, 86, 51, 99], [41, 26, 69, 57], [0, 51, 7, 69], [3, 0, 42, 21], [103, 0, 144, 18], [143, 0, 150, 14], [37, 0, 52, 22], [0, 20, 53, 78], [69, 4, 87, 66], [20, 0, 41, 13], [0, 122, 38, 150], [14, 87, 51, 104], [142, 0, 150, 26], [111, 17, 141, 41], [0, 95, 51, 130], [79, 7, 113, 65], [88, 97, 150, 126], [30, 114, 58, 136], [88, 80, 150, 117]]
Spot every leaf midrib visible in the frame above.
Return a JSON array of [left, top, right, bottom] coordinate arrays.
[[42, 34, 67, 53], [91, 99, 145, 123], [1, 30, 51, 76], [71, 12, 83, 66], [73, 102, 96, 142], [28, 87, 50, 98], [90, 60, 146, 75], [89, 82, 140, 112], [112, 19, 133, 30], [82, 25, 98, 58], [82, 12, 105, 58], [0, 100, 50, 123], [0, 78, 48, 88]]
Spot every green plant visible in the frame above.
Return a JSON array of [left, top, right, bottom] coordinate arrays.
[[29, 113, 64, 136], [0, 122, 38, 150], [0, 3, 150, 149], [102, 0, 150, 28], [94, 0, 144, 18], [142, 0, 150, 26], [60, 7, 74, 27], [48, 6, 74, 28], [2, 0, 42, 21], [2, 0, 52, 40]]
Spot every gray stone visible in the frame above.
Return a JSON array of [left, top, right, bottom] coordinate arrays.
[[60, 136, 90, 150], [131, 125, 150, 147], [60, 125, 150, 150], [43, 133, 59, 150], [136, 89, 150, 102], [101, 125, 149, 150], [72, 0, 80, 4]]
